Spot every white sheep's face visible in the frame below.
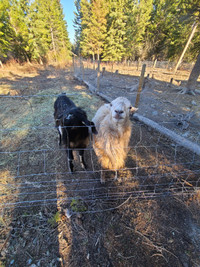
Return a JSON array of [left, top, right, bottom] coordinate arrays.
[[110, 97, 137, 122]]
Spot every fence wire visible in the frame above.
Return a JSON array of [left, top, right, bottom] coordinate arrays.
[[0, 68, 200, 218]]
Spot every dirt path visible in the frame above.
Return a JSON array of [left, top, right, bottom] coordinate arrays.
[[0, 65, 200, 267]]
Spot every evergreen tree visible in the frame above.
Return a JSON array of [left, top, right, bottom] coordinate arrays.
[[79, 0, 93, 58], [146, 0, 170, 59], [102, 0, 127, 62], [147, 0, 200, 61], [9, 0, 31, 62], [0, 0, 13, 61], [174, 0, 200, 61], [29, 0, 71, 63], [90, 0, 108, 60], [0, 0, 71, 63], [73, 0, 82, 54], [125, 0, 153, 60]]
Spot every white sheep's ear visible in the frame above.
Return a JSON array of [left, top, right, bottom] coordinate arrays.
[[130, 107, 138, 112]]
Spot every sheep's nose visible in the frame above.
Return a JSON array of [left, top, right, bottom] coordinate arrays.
[[115, 110, 123, 114]]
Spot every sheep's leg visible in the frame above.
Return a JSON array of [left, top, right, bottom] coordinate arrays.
[[79, 150, 87, 170], [57, 126, 62, 146], [100, 170, 105, 184], [67, 149, 74, 173], [58, 132, 62, 146]]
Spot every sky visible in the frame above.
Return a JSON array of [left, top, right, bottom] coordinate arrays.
[[60, 0, 76, 44]]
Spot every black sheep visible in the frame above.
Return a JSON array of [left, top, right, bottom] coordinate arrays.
[[54, 93, 97, 172]]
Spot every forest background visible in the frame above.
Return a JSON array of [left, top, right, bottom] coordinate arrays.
[[0, 0, 199, 65]]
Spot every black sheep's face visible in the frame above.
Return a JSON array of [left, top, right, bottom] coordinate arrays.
[[63, 108, 85, 126]]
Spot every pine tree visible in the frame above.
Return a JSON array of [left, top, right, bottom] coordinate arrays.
[[29, 0, 71, 63], [28, 0, 50, 63], [90, 0, 108, 60], [79, 0, 93, 58], [73, 0, 82, 54], [0, 0, 13, 61], [147, 0, 199, 61], [9, 0, 32, 62], [125, 0, 153, 60], [102, 0, 127, 62]]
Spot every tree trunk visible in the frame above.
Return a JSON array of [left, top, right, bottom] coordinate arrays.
[[50, 26, 57, 62], [183, 53, 200, 95], [92, 53, 95, 69], [174, 22, 198, 73]]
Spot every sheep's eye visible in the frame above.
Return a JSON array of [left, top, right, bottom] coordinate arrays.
[[129, 106, 132, 109]]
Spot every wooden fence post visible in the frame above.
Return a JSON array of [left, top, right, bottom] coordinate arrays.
[[96, 60, 101, 92], [135, 64, 146, 108], [102, 67, 106, 76], [137, 60, 140, 71], [82, 62, 85, 81], [153, 59, 157, 69], [72, 55, 75, 73]]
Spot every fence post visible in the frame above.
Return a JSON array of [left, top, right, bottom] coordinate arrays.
[[137, 60, 140, 71], [93, 58, 95, 70], [102, 67, 106, 76], [96, 60, 101, 92], [82, 61, 85, 81], [79, 57, 82, 74], [135, 64, 146, 108], [72, 55, 75, 73], [153, 59, 157, 69]]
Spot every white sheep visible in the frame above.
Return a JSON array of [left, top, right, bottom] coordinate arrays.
[[92, 97, 138, 183]]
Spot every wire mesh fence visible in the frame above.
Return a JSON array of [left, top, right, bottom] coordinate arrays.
[[1, 65, 200, 266], [1, 92, 200, 214]]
